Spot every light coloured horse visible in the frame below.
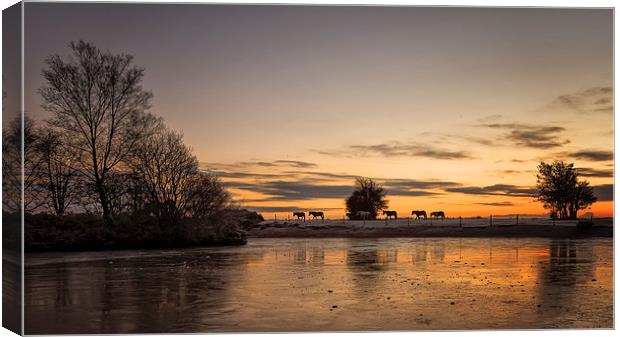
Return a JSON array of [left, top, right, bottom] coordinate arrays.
[[356, 211, 371, 219]]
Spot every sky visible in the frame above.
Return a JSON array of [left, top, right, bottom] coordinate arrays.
[[20, 3, 613, 218]]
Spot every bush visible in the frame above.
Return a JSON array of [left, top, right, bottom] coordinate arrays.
[[23, 208, 254, 251]]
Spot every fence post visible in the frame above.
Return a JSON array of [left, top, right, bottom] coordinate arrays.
[[516, 214, 519, 225], [459, 216, 462, 228], [490, 215, 493, 227], [407, 217, 410, 226], [275, 213, 277, 223]]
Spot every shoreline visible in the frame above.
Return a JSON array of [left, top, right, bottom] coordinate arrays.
[[248, 223, 613, 239]]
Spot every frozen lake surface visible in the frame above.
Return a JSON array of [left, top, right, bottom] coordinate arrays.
[[25, 237, 613, 333]]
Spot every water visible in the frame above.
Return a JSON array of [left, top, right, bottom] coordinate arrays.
[[25, 238, 613, 333]]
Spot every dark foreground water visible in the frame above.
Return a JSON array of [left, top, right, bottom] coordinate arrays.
[[25, 238, 612, 333]]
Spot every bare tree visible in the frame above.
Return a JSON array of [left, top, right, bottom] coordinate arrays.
[[39, 41, 158, 224], [2, 115, 47, 213], [128, 126, 199, 227], [186, 173, 230, 220], [36, 127, 81, 216]]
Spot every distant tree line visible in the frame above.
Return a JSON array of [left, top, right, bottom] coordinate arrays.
[[2, 41, 257, 249]]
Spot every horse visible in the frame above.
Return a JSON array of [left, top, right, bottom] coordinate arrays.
[[356, 211, 371, 220], [383, 210, 397, 220], [293, 212, 305, 221], [411, 210, 427, 219], [309, 211, 324, 220], [430, 211, 445, 220]]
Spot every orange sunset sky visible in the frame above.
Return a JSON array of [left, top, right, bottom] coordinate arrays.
[[17, 4, 613, 218]]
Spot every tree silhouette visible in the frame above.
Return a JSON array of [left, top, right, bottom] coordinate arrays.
[[39, 41, 159, 224], [345, 177, 388, 220], [535, 161, 596, 219], [36, 127, 81, 216], [128, 125, 198, 229], [186, 173, 230, 221], [2, 115, 47, 213]]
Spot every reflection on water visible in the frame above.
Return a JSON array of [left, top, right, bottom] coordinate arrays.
[[25, 238, 612, 333]]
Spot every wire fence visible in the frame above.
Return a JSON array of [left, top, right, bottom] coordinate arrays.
[[264, 213, 599, 228]]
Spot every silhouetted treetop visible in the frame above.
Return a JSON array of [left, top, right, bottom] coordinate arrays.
[[535, 160, 596, 219], [345, 177, 388, 220], [39, 40, 160, 224]]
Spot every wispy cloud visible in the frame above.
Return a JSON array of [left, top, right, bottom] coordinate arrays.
[[225, 180, 354, 201], [552, 86, 613, 114], [446, 184, 536, 197], [202, 159, 317, 170], [317, 141, 473, 160], [225, 177, 455, 201], [381, 179, 460, 189], [568, 149, 613, 161], [575, 167, 614, 178], [242, 206, 342, 213], [478, 123, 569, 149], [475, 201, 515, 206], [272, 160, 317, 168]]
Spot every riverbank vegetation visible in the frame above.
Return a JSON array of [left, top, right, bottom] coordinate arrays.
[[3, 41, 261, 251]]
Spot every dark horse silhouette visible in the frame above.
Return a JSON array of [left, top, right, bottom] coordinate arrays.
[[430, 211, 445, 219], [411, 210, 427, 219], [309, 211, 324, 220], [293, 212, 305, 221], [383, 210, 397, 219]]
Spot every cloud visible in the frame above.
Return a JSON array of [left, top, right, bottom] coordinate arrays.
[[592, 184, 613, 202], [496, 169, 522, 175], [568, 149, 613, 161], [461, 136, 495, 146], [317, 141, 473, 160], [203, 160, 317, 170], [475, 201, 515, 206], [242, 206, 342, 213], [479, 123, 569, 149], [552, 86, 613, 114], [225, 177, 454, 201], [575, 167, 614, 178], [476, 114, 503, 123], [225, 180, 355, 201], [273, 160, 317, 168], [243, 160, 317, 168], [446, 184, 536, 197], [283, 171, 361, 181], [382, 179, 460, 189], [206, 170, 285, 179]]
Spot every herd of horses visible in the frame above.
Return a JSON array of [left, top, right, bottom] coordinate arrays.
[[291, 210, 445, 221]]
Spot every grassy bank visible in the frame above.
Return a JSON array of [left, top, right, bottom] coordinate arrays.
[[248, 218, 613, 239], [15, 209, 263, 252]]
